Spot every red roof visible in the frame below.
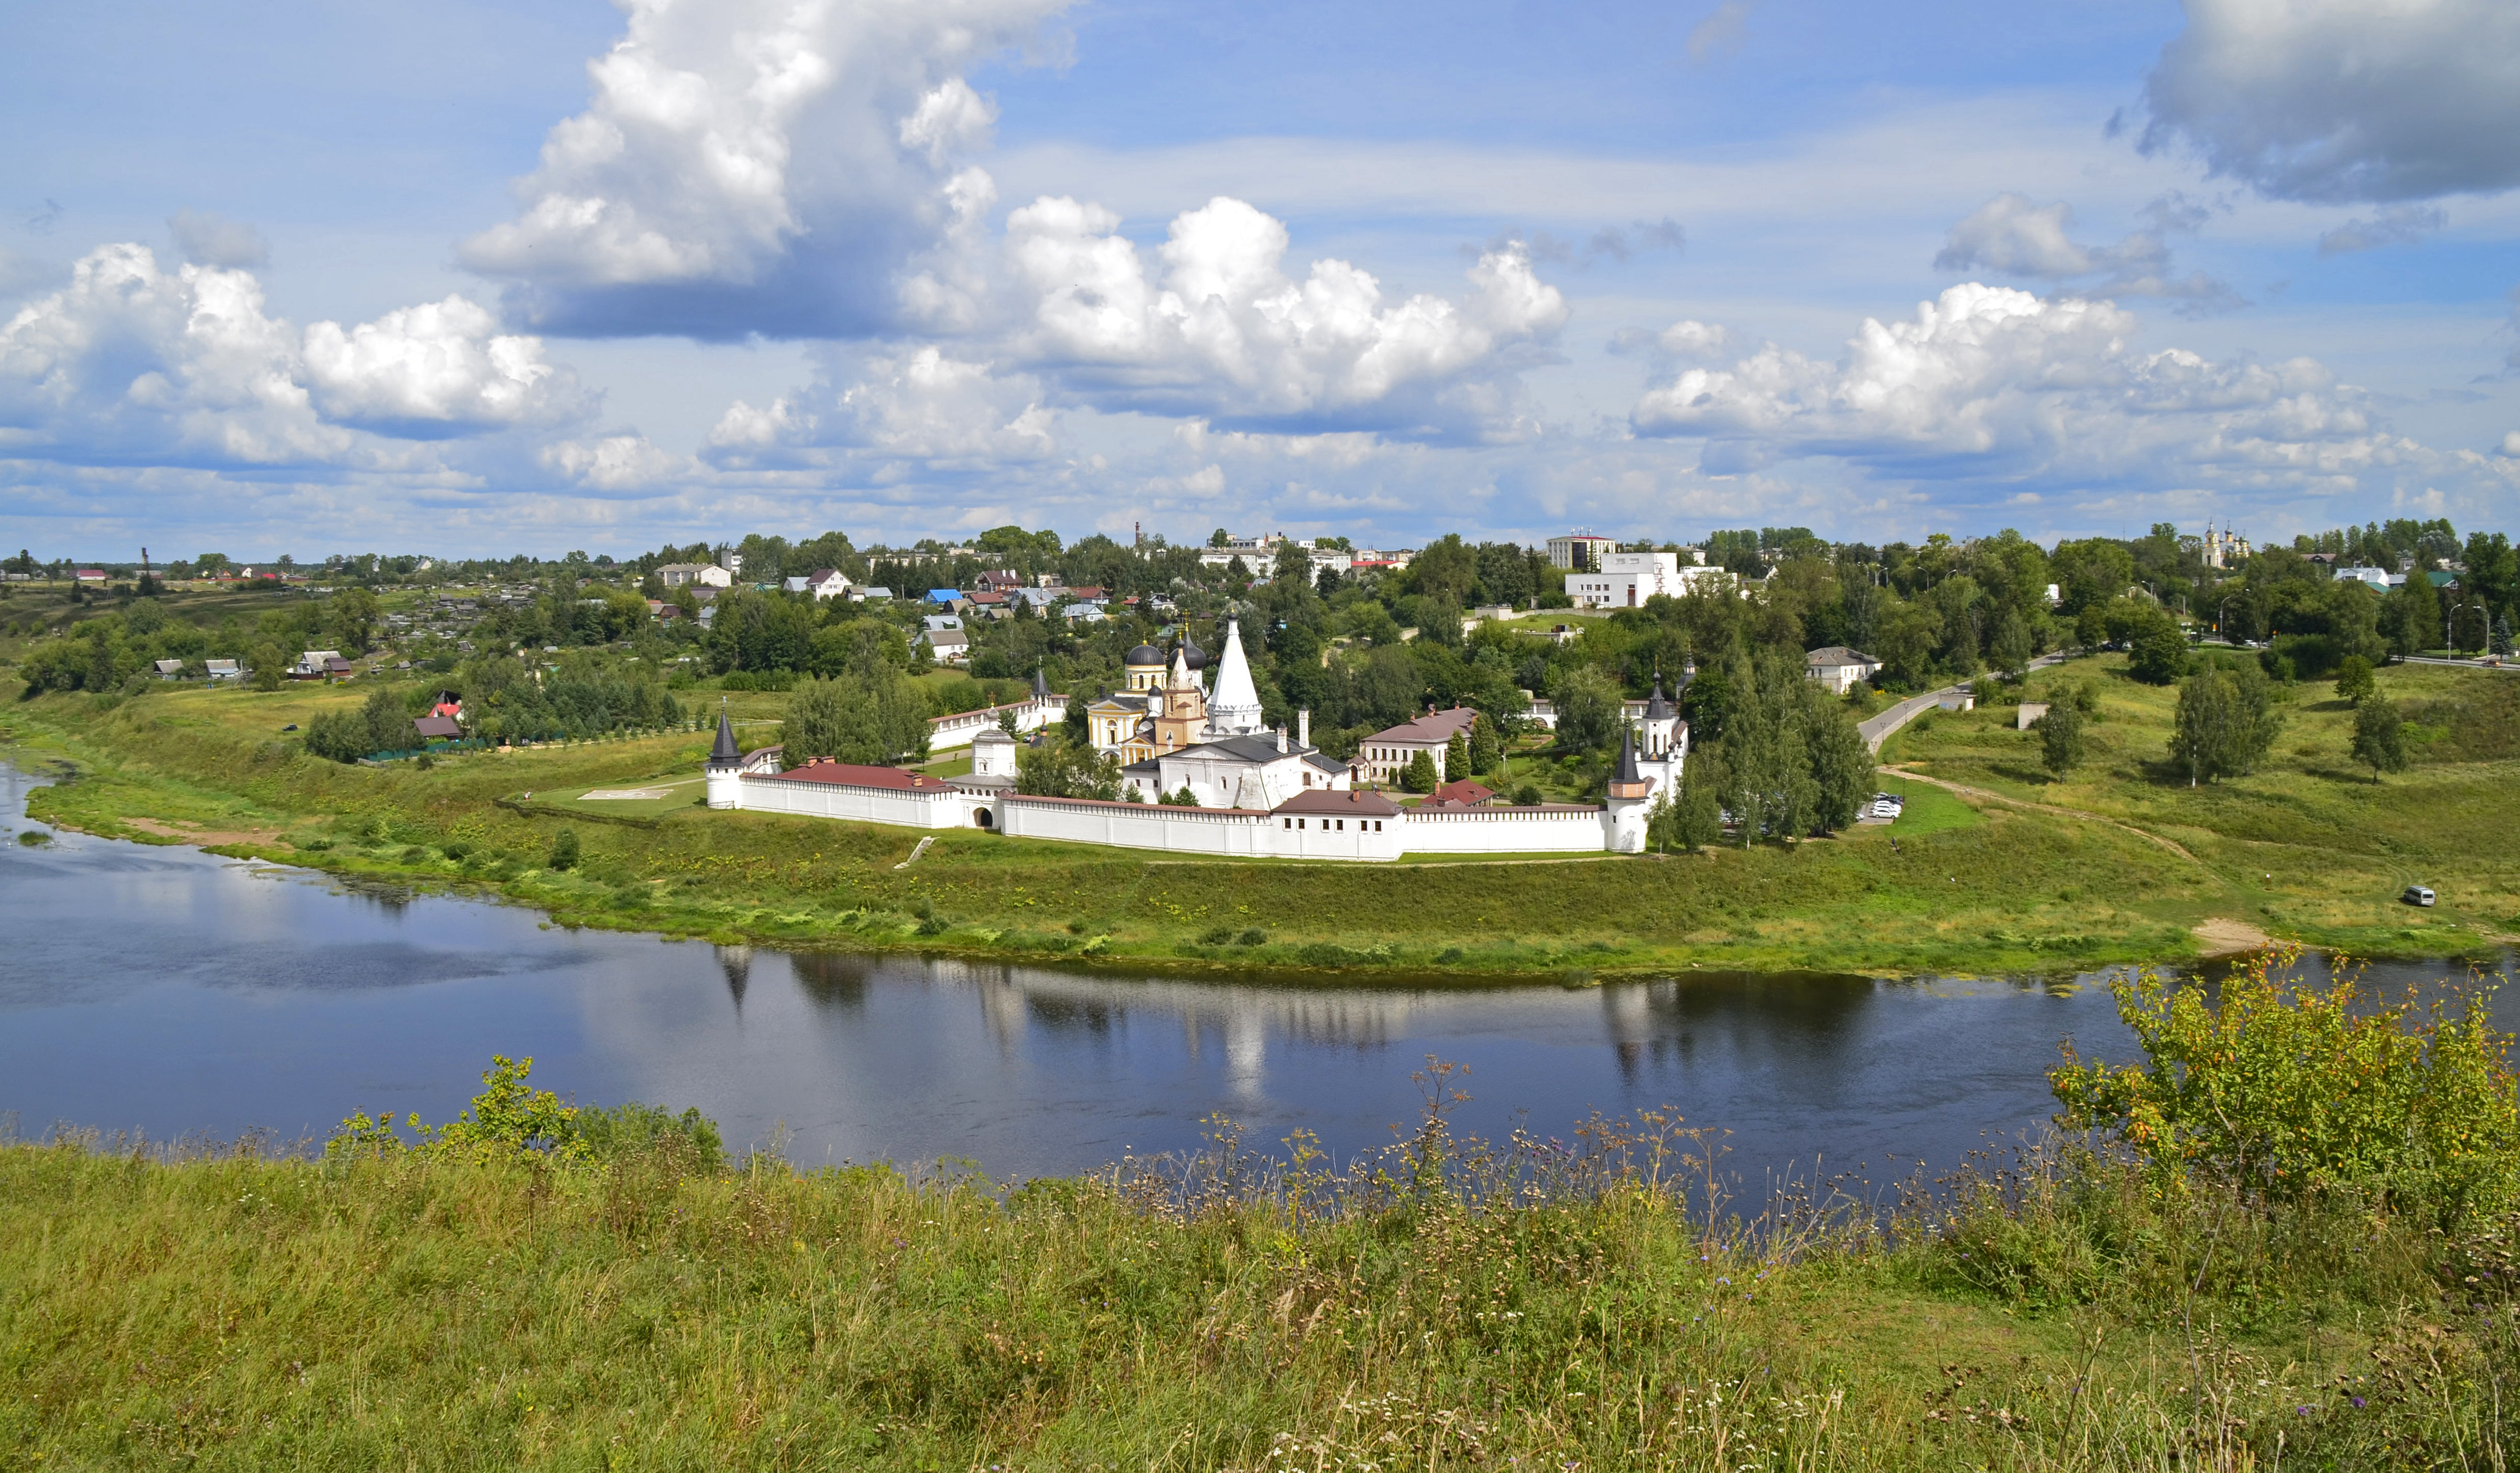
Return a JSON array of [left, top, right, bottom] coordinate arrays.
[[764, 758, 953, 791], [1271, 788, 1403, 818], [1426, 779, 1496, 807]]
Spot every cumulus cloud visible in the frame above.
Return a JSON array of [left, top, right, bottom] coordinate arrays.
[[2142, 0, 2520, 203], [1001, 194, 1567, 435], [1934, 192, 2238, 311], [537, 433, 686, 492], [167, 209, 270, 269], [0, 243, 586, 468], [459, 0, 1068, 338], [706, 345, 1054, 466], [1610, 319, 1731, 360], [304, 296, 588, 435], [1632, 282, 2412, 490]]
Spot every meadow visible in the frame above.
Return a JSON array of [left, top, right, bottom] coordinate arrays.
[[2, 650, 2514, 978]]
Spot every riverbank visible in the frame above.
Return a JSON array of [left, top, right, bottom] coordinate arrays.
[[6, 653, 2514, 978], [2, 1105, 2502, 1470]]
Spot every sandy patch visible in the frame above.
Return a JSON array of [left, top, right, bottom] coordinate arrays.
[[581, 788, 670, 801], [123, 816, 287, 847], [2192, 917, 2274, 956]]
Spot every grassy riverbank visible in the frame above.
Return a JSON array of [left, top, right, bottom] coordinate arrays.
[[4, 653, 2515, 977], [4, 1101, 2511, 1470]]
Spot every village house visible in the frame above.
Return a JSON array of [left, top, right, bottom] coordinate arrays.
[[657, 563, 731, 589], [1804, 645, 1881, 695], [290, 649, 344, 679], [921, 626, 971, 664]]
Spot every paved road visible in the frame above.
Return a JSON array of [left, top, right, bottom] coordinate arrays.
[[2399, 655, 2513, 672], [1858, 652, 2072, 754]]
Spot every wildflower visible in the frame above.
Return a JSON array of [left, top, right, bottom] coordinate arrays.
[[2296, 1405, 2312, 1416], [2351, 1396, 2367, 1409]]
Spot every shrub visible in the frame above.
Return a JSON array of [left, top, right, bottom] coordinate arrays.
[[549, 829, 582, 871], [2039, 700, 2085, 778], [2333, 655, 2376, 703], [2051, 946, 2520, 1226], [1234, 928, 1265, 947]]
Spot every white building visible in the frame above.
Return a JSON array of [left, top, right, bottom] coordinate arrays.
[[1122, 728, 1350, 809], [1546, 533, 1617, 570], [1565, 551, 1727, 609], [1804, 646, 1881, 695], [659, 563, 732, 589]]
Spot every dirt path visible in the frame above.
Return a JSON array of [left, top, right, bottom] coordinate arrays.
[[2191, 917, 2273, 955], [118, 816, 288, 848], [1883, 765, 2204, 864]]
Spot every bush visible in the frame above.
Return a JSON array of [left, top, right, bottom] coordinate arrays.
[[548, 829, 582, 871], [2051, 946, 2520, 1225]]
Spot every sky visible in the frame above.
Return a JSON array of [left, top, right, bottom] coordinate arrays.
[[2, 0, 2516, 560]]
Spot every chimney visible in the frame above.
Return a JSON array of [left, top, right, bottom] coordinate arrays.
[[1298, 708, 1311, 747], [1276, 725, 1287, 753]]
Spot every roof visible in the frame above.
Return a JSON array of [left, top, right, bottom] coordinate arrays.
[[1273, 788, 1404, 817], [1426, 779, 1497, 807], [971, 725, 1015, 744], [1362, 706, 1479, 746], [1126, 643, 1165, 664], [1642, 678, 1674, 721], [1805, 645, 1877, 666], [1613, 730, 1641, 785], [709, 709, 741, 764], [412, 715, 463, 740], [927, 589, 961, 602], [765, 759, 955, 791]]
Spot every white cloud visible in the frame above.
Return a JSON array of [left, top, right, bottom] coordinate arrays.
[[1657, 320, 1732, 359], [1632, 282, 2421, 491], [2141, 0, 2520, 204], [1934, 192, 2238, 310], [166, 210, 270, 269], [705, 344, 1054, 465], [1001, 194, 1567, 436], [537, 433, 686, 492], [2502, 431, 2520, 457], [0, 243, 590, 471], [304, 296, 588, 434], [459, 0, 1068, 338]]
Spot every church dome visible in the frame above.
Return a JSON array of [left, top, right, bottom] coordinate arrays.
[[1125, 643, 1164, 666], [1180, 637, 1208, 670]]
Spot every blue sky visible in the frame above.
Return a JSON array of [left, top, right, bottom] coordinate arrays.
[[2, 0, 2513, 558]]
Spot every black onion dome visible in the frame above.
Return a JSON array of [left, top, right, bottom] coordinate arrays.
[[1180, 637, 1208, 671], [1124, 643, 1165, 665]]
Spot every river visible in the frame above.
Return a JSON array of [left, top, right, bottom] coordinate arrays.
[[4, 761, 2508, 1185]]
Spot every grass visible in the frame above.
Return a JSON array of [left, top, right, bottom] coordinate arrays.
[[4, 653, 2516, 978], [4, 1096, 2512, 1470]]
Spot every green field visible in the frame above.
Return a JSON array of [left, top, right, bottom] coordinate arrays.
[[4, 650, 2515, 977]]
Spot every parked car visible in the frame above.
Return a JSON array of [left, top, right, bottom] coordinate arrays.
[[2402, 884, 2436, 907]]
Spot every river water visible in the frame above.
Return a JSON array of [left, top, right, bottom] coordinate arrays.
[[4, 762, 2509, 1185]]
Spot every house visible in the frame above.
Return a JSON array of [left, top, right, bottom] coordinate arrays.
[[153, 659, 185, 679], [853, 586, 894, 602], [797, 569, 851, 600], [323, 657, 356, 679], [2335, 566, 2400, 590], [1354, 706, 1480, 786], [925, 588, 962, 604], [290, 649, 344, 679], [657, 563, 731, 589], [965, 590, 1008, 617], [921, 614, 963, 632], [412, 714, 463, 742], [1805, 645, 1881, 695], [1424, 778, 1496, 808], [976, 569, 1026, 594], [1565, 551, 1728, 609], [430, 690, 463, 718], [921, 627, 972, 665], [204, 659, 241, 682]]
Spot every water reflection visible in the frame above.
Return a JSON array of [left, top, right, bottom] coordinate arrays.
[[2, 762, 2510, 1182]]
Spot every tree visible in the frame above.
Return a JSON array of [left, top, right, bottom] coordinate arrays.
[[1442, 730, 1469, 783], [1804, 688, 1874, 832], [783, 676, 851, 762], [1550, 665, 1623, 755], [2170, 663, 2282, 787], [1016, 731, 1123, 799], [2333, 655, 2376, 703], [250, 642, 287, 691], [1401, 748, 1439, 793], [1989, 612, 2033, 679], [1670, 746, 1725, 852], [548, 830, 581, 871], [326, 588, 382, 654], [2039, 700, 2085, 779], [2126, 613, 2189, 684], [2350, 695, 2409, 782], [360, 685, 409, 754], [1466, 717, 1500, 775]]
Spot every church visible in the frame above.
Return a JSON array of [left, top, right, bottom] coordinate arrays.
[[1083, 618, 1348, 807]]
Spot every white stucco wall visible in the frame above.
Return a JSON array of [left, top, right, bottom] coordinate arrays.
[[929, 697, 1066, 751], [737, 774, 975, 829], [996, 795, 1283, 857], [1397, 807, 1610, 855]]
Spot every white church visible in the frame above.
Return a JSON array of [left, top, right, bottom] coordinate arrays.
[[702, 619, 1688, 861]]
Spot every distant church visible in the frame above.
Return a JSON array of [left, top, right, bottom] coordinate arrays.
[[1084, 618, 1348, 808]]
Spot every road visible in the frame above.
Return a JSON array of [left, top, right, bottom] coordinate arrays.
[[1858, 652, 2071, 754]]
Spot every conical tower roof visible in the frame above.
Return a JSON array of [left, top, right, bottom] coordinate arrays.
[[1031, 665, 1050, 701], [1613, 728, 1641, 785], [1643, 675, 1675, 721], [1206, 617, 1264, 735], [709, 705, 740, 764]]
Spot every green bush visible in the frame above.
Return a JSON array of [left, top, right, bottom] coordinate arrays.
[[548, 829, 582, 871]]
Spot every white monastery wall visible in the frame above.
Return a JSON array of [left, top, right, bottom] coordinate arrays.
[[997, 795, 1282, 858], [738, 774, 971, 829], [928, 696, 1066, 752], [1396, 807, 1609, 854]]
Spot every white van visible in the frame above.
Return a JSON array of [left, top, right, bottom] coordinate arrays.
[[2401, 884, 2436, 907]]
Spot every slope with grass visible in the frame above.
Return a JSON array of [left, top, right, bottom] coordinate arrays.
[[1884, 654, 2520, 956]]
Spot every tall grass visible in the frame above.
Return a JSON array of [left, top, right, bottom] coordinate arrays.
[[6, 1057, 2515, 1470]]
